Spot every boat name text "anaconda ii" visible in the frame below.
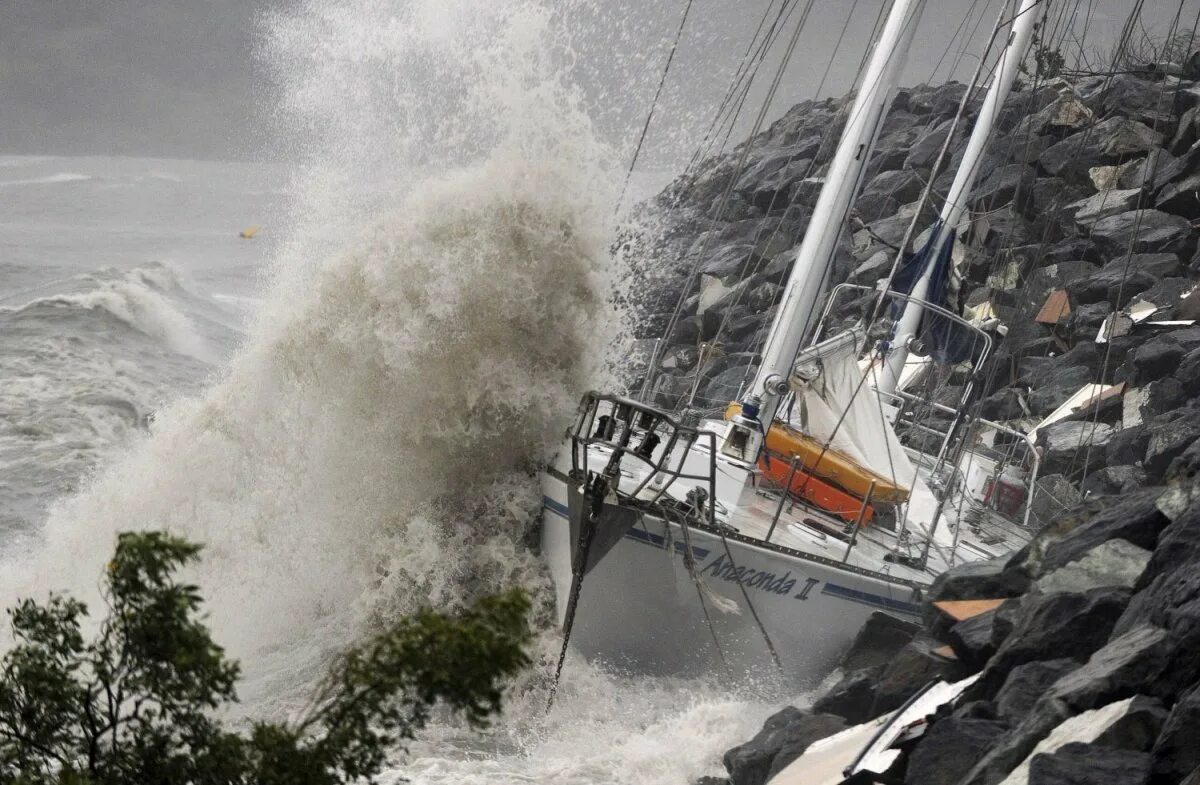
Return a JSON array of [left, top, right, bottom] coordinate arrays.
[[701, 554, 820, 600]]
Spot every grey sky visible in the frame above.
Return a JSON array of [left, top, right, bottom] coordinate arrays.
[[0, 0, 1193, 162]]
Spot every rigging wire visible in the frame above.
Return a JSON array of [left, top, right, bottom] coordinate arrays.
[[615, 0, 697, 216]]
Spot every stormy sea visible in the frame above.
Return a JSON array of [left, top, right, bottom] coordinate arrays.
[[0, 1, 793, 782]]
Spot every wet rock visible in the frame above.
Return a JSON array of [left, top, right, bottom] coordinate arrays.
[[904, 717, 1008, 785], [1090, 210, 1194, 256], [1106, 424, 1151, 467], [1118, 148, 1175, 190], [1151, 681, 1200, 783], [763, 713, 848, 781], [874, 636, 963, 715], [948, 605, 1007, 668], [812, 667, 882, 725], [1129, 327, 1200, 384], [1066, 188, 1142, 228], [1026, 365, 1094, 416], [1039, 421, 1114, 475], [1044, 625, 1169, 712], [1037, 487, 1169, 574], [973, 163, 1037, 212], [734, 150, 814, 211], [1082, 465, 1149, 497], [995, 659, 1078, 724], [840, 611, 922, 672], [1157, 171, 1200, 219], [926, 556, 1031, 606], [1028, 474, 1084, 531], [722, 707, 845, 785], [1145, 409, 1200, 478], [854, 191, 900, 223], [1039, 118, 1163, 182], [1020, 93, 1094, 136], [1027, 742, 1152, 785], [905, 118, 954, 171], [861, 169, 924, 203], [1035, 539, 1151, 594], [972, 587, 1132, 700]]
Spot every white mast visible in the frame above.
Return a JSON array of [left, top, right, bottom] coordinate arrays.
[[877, 0, 1042, 395], [736, 0, 928, 440]]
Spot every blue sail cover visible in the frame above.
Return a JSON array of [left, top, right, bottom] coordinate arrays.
[[887, 222, 976, 365]]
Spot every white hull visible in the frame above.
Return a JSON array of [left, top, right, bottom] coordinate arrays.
[[541, 471, 924, 687]]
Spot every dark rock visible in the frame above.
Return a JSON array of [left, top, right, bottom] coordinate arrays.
[[1065, 300, 1112, 340], [1028, 474, 1084, 530], [1082, 465, 1149, 497], [1151, 681, 1200, 784], [722, 707, 846, 785], [972, 588, 1132, 700], [948, 606, 1005, 668], [1067, 188, 1142, 228], [1090, 210, 1194, 256], [1156, 171, 1200, 219], [1118, 148, 1175, 189], [874, 636, 963, 716], [926, 556, 1030, 606], [904, 718, 1008, 785], [1028, 742, 1151, 785], [1070, 253, 1184, 308], [1044, 625, 1169, 713], [995, 658, 1078, 724], [1130, 328, 1200, 384], [854, 191, 900, 223], [1038, 487, 1169, 574], [1092, 695, 1169, 752], [812, 666, 882, 725], [905, 118, 954, 171], [763, 713, 848, 782], [1106, 424, 1150, 467], [973, 163, 1037, 213], [980, 387, 1026, 420], [1027, 365, 1095, 415], [1039, 421, 1114, 476], [861, 169, 924, 203], [1040, 118, 1163, 182], [1144, 407, 1200, 477], [839, 611, 921, 672]]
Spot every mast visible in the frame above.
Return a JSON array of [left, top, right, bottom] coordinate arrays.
[[877, 0, 1041, 396], [727, 0, 928, 455]]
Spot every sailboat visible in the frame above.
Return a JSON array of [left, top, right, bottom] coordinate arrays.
[[541, 0, 1045, 684]]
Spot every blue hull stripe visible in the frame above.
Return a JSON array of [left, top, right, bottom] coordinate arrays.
[[543, 496, 918, 617], [821, 582, 921, 616], [542, 495, 709, 559]]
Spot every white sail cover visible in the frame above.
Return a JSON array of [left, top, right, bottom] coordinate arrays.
[[785, 334, 954, 547], [788, 348, 916, 492]]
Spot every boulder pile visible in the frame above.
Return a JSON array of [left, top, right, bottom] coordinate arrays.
[[626, 64, 1200, 785]]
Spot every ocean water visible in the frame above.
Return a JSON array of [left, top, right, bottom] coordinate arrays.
[[0, 1, 796, 782]]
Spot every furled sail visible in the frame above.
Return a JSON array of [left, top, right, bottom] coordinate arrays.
[[887, 221, 974, 365]]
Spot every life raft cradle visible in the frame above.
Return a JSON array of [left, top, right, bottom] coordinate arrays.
[[725, 403, 911, 526]]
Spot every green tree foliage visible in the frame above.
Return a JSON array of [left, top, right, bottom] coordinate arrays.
[[0, 532, 532, 784]]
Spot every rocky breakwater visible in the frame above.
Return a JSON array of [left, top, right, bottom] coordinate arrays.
[[638, 60, 1200, 785]]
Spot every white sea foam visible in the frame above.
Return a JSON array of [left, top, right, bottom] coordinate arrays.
[[0, 172, 92, 187], [5, 263, 213, 362], [0, 1, 787, 781]]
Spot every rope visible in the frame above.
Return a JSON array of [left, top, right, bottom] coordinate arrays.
[[615, 0, 697, 215]]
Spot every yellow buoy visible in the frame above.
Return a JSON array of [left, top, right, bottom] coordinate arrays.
[[239, 225, 260, 239]]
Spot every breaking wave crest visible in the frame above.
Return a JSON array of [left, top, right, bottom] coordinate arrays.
[[3, 0, 625, 718], [4, 263, 213, 361]]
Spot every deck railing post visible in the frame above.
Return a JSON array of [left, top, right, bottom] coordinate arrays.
[[764, 455, 800, 542], [843, 480, 876, 563]]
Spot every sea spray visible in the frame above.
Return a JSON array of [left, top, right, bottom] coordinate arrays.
[[0, 1, 796, 780]]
